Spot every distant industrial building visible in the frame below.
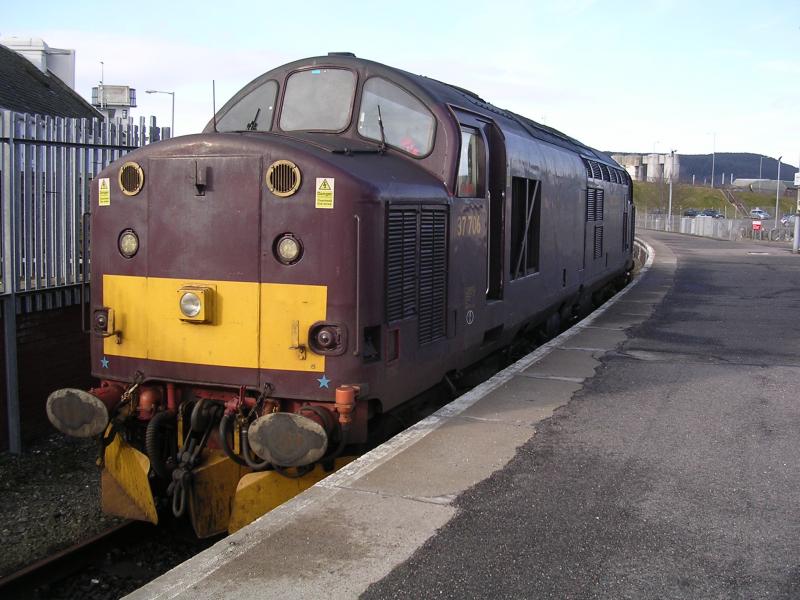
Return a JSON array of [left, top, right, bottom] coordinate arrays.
[[2, 35, 137, 121], [0, 37, 100, 119], [611, 153, 680, 183], [0, 36, 76, 89], [91, 85, 137, 120]]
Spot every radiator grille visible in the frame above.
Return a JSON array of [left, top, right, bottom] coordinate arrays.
[[583, 157, 628, 187], [586, 188, 604, 221], [594, 225, 604, 259], [596, 189, 604, 219], [418, 210, 448, 345], [582, 158, 592, 178], [386, 205, 448, 345], [386, 208, 418, 322]]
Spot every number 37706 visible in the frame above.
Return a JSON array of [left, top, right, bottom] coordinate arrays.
[[455, 215, 482, 237]]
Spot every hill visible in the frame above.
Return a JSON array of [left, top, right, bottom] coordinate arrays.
[[610, 152, 798, 185], [678, 153, 797, 185]]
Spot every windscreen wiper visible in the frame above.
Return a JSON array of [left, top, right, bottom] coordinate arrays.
[[376, 104, 387, 154], [246, 108, 261, 131]]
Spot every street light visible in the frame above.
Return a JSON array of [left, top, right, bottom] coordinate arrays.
[[774, 156, 782, 229], [668, 149, 677, 232], [145, 89, 175, 137], [709, 132, 716, 188]]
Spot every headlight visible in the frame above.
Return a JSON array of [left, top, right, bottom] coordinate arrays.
[[177, 285, 214, 323], [118, 229, 139, 258], [179, 292, 202, 318], [274, 233, 303, 265]]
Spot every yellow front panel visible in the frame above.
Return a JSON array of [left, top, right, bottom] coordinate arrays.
[[104, 275, 260, 368], [102, 275, 149, 358], [260, 283, 326, 372], [103, 276, 328, 372]]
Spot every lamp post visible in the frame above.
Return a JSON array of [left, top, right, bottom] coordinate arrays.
[[710, 132, 716, 189], [774, 156, 782, 229], [668, 149, 676, 231], [99, 61, 104, 111], [145, 89, 175, 137]]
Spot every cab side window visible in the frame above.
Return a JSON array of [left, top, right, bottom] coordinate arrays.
[[456, 128, 485, 197]]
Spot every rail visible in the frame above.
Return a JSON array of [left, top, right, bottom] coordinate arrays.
[[0, 521, 136, 593]]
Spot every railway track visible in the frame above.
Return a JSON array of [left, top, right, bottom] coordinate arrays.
[[0, 520, 216, 599]]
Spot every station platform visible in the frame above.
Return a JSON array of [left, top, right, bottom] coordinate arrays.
[[128, 231, 800, 599]]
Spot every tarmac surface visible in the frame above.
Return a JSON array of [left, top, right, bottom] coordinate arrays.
[[129, 232, 800, 599]]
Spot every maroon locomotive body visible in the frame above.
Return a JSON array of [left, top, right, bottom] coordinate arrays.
[[47, 54, 634, 535]]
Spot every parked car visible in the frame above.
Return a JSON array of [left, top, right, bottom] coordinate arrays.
[[683, 209, 698, 217], [699, 209, 724, 219], [750, 208, 770, 220]]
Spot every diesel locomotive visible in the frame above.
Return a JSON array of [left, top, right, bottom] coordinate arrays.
[[47, 53, 634, 537]]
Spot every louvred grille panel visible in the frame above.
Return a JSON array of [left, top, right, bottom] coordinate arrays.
[[594, 225, 604, 259], [386, 206, 448, 346], [386, 208, 418, 322], [418, 209, 448, 345], [586, 188, 604, 221]]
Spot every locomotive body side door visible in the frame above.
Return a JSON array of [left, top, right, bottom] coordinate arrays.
[[450, 122, 486, 348], [449, 109, 505, 350]]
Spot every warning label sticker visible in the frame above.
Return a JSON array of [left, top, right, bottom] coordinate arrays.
[[98, 178, 111, 206], [315, 178, 334, 209]]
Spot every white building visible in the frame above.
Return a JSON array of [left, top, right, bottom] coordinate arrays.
[[0, 36, 76, 90], [611, 153, 680, 183]]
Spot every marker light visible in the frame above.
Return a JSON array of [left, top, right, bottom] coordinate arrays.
[[274, 233, 303, 265], [308, 322, 347, 355], [118, 229, 139, 258]]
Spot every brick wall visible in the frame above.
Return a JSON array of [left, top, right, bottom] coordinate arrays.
[[0, 305, 93, 451]]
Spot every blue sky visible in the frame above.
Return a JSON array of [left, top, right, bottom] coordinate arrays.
[[4, 0, 799, 166]]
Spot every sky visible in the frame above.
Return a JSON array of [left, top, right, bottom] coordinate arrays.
[[3, 0, 799, 167]]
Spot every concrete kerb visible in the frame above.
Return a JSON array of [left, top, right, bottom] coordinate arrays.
[[126, 238, 655, 600]]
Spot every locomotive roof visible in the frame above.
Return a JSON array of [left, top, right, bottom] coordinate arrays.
[[387, 63, 618, 166], [228, 53, 619, 168]]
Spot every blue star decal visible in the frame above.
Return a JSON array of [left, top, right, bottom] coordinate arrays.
[[100, 356, 109, 369], [317, 375, 330, 389]]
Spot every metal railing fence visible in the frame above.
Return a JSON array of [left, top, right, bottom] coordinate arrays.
[[0, 110, 168, 311], [635, 214, 789, 243]]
